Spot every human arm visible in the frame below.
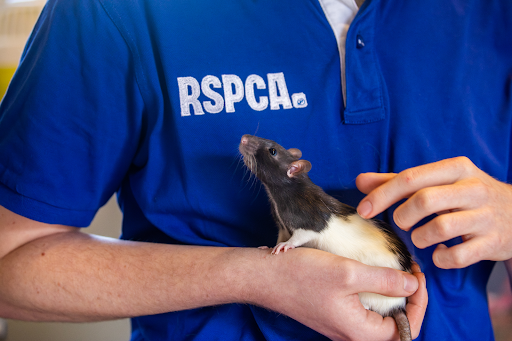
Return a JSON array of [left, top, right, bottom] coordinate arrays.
[[0, 204, 426, 340], [0, 204, 253, 322], [356, 156, 512, 270]]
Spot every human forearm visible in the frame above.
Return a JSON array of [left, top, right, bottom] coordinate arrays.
[[0, 207, 426, 340], [0, 231, 256, 322]]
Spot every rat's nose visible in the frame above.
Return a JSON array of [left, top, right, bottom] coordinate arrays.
[[241, 135, 251, 145], [239, 135, 258, 156]]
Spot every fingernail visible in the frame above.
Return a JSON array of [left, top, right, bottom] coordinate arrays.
[[404, 275, 417, 293], [357, 200, 372, 218]]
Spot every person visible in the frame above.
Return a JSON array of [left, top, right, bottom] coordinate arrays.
[[0, 0, 510, 340]]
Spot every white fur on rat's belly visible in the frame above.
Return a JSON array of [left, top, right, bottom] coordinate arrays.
[[305, 214, 406, 315], [358, 292, 405, 316], [311, 215, 401, 269]]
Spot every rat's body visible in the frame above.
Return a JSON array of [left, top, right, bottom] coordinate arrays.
[[239, 134, 413, 341]]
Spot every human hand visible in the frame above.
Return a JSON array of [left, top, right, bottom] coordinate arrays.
[[356, 156, 512, 269], [253, 248, 427, 341]]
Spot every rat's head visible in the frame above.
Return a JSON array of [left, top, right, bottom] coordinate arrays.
[[239, 134, 312, 186]]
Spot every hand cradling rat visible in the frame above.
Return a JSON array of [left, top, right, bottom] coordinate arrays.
[[239, 134, 414, 341]]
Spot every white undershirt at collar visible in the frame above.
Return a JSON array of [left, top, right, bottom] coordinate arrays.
[[317, 0, 360, 106]]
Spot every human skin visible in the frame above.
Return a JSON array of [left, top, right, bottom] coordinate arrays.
[[357, 156, 512, 273], [0, 205, 427, 341]]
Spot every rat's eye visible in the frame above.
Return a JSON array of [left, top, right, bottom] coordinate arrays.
[[269, 148, 277, 156]]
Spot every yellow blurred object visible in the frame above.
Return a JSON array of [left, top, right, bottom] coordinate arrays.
[[0, 0, 45, 100], [0, 67, 16, 99]]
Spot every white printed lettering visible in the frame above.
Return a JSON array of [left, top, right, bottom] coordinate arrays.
[[177, 72, 307, 116], [267, 73, 293, 110], [202, 75, 224, 114], [222, 74, 244, 113], [245, 74, 269, 111], [178, 77, 204, 116]]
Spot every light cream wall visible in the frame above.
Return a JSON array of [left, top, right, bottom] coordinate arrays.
[[5, 196, 131, 341], [5, 319, 130, 341]]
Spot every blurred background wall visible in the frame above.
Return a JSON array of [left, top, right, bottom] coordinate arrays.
[[0, 0, 44, 98], [0, 0, 511, 340]]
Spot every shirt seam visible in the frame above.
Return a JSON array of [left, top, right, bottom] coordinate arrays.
[[0, 165, 98, 214], [96, 0, 150, 112]]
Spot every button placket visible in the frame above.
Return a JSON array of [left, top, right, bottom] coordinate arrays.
[[343, 5, 386, 124]]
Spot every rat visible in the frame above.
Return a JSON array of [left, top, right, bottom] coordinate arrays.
[[239, 134, 414, 341]]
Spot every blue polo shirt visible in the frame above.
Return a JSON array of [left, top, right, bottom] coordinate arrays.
[[1, 0, 511, 340]]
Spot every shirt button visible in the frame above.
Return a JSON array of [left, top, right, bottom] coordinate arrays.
[[356, 35, 365, 48]]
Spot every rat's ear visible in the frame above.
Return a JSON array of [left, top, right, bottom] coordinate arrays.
[[287, 160, 312, 178], [288, 148, 302, 159]]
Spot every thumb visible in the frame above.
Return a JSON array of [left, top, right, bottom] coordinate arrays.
[[353, 262, 419, 297]]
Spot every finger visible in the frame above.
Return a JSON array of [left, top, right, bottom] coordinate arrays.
[[356, 173, 396, 195], [357, 157, 476, 219], [411, 210, 485, 249], [393, 179, 488, 231], [405, 270, 428, 339], [362, 310, 403, 341], [410, 262, 422, 274], [433, 237, 492, 269], [351, 262, 419, 297], [365, 263, 426, 341]]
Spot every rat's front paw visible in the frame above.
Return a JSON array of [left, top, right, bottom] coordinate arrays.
[[271, 242, 295, 255]]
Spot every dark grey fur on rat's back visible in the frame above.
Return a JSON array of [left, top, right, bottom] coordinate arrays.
[[239, 134, 414, 341]]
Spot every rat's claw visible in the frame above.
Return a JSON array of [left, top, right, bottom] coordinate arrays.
[[271, 244, 284, 255], [271, 242, 295, 255], [284, 244, 295, 252]]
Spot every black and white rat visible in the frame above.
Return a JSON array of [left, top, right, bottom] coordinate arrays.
[[239, 134, 413, 341]]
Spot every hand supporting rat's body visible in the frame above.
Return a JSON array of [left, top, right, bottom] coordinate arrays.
[[254, 248, 426, 341], [357, 156, 512, 271]]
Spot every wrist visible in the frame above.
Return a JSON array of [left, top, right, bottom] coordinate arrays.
[[225, 247, 277, 307]]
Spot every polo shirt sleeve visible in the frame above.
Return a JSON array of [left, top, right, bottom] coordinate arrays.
[[0, 0, 144, 227]]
